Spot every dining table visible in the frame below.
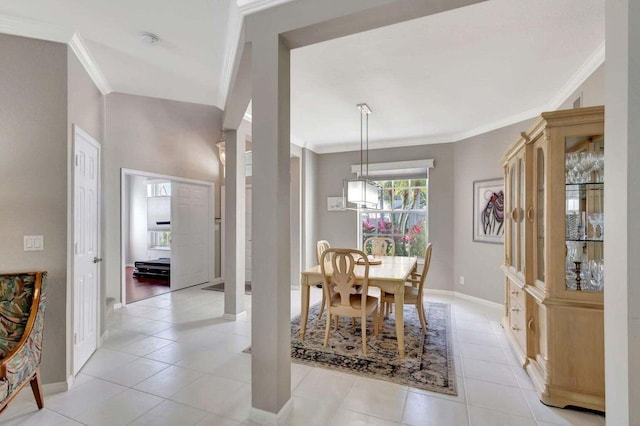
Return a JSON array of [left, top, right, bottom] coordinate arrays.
[[299, 255, 418, 359]]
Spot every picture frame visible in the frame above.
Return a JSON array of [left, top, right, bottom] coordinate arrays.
[[327, 196, 346, 212], [472, 178, 505, 244]]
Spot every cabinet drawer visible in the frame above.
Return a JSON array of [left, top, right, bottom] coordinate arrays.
[[508, 302, 527, 351], [508, 283, 526, 307]]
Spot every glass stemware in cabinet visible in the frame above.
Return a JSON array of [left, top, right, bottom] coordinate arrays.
[[588, 213, 604, 240]]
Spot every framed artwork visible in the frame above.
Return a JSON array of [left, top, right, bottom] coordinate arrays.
[[473, 178, 505, 244], [327, 196, 346, 212]]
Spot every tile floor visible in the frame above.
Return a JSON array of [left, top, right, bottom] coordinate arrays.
[[1, 284, 606, 425]]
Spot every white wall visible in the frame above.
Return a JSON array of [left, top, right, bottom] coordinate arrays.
[[125, 175, 149, 265]]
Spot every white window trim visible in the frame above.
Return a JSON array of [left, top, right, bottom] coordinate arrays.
[[350, 159, 434, 177]]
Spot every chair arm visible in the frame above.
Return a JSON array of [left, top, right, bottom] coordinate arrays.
[[0, 274, 44, 379]]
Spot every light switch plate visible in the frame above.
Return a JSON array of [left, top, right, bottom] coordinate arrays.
[[24, 235, 44, 251]]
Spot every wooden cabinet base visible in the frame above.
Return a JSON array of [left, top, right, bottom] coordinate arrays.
[[526, 361, 605, 411]]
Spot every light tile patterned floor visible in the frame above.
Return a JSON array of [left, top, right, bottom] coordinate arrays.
[[1, 285, 606, 425]]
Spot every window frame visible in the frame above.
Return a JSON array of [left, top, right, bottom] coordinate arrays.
[[357, 176, 429, 260]]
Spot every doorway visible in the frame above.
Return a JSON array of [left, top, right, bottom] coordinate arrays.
[[121, 169, 215, 305]]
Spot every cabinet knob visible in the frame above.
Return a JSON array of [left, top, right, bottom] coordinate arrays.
[[527, 206, 534, 222], [511, 290, 519, 296], [511, 325, 521, 332], [511, 208, 518, 221], [511, 307, 520, 312]]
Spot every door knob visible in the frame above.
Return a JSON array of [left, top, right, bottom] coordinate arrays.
[[93, 257, 103, 263]]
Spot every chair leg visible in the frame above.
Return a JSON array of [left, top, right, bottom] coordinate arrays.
[[417, 302, 427, 334], [324, 313, 331, 347], [334, 315, 339, 330], [378, 301, 385, 330], [317, 292, 326, 322], [361, 314, 367, 355], [30, 368, 44, 409], [374, 306, 379, 336], [351, 317, 356, 327]]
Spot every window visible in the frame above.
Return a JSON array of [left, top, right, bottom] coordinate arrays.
[[149, 231, 171, 249], [147, 182, 171, 197], [360, 178, 428, 258]]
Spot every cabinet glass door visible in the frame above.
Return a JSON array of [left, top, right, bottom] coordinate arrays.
[[509, 165, 517, 269], [535, 146, 545, 285], [518, 157, 525, 274], [565, 135, 604, 292]]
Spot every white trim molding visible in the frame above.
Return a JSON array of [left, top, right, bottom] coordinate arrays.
[[237, 0, 297, 15], [0, 14, 112, 96], [249, 398, 294, 425], [423, 289, 504, 311], [0, 13, 71, 43], [547, 41, 605, 110], [69, 33, 113, 95], [223, 311, 248, 321], [350, 159, 434, 177]]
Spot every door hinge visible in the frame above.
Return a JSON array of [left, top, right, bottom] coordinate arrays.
[[74, 242, 78, 254], [74, 332, 78, 345], [75, 154, 79, 166]]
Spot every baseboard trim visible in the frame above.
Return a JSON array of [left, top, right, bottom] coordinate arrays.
[[453, 291, 504, 310], [213, 277, 224, 284], [113, 303, 123, 310], [423, 289, 504, 311], [223, 311, 247, 321], [43, 380, 69, 394], [248, 398, 293, 425], [98, 330, 109, 347]]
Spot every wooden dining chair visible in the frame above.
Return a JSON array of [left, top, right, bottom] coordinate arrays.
[[320, 248, 379, 355], [379, 243, 432, 334], [364, 236, 396, 256], [316, 240, 331, 321]]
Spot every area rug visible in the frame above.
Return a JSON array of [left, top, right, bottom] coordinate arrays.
[[202, 281, 251, 294], [246, 301, 457, 396]]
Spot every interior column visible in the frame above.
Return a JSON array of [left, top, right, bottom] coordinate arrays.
[[604, 0, 640, 423], [223, 129, 246, 319], [250, 33, 292, 420]]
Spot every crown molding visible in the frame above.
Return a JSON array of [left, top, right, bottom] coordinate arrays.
[[237, 0, 297, 15], [69, 33, 112, 95], [0, 14, 112, 96], [0, 13, 71, 43], [306, 43, 606, 155], [218, 4, 243, 107], [546, 42, 605, 110]]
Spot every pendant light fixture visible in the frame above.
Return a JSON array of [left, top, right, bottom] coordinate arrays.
[[344, 103, 379, 209]]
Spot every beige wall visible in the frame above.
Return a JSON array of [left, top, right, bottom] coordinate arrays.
[[0, 34, 68, 384], [316, 143, 455, 291], [104, 93, 223, 303], [452, 119, 535, 303]]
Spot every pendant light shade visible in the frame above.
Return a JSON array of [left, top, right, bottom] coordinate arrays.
[[344, 103, 379, 209]]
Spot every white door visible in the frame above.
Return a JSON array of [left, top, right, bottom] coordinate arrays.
[[245, 186, 252, 282], [171, 182, 210, 290], [73, 126, 100, 375]]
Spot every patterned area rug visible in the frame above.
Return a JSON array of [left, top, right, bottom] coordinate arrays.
[[247, 302, 457, 396]]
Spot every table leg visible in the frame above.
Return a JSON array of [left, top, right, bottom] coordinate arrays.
[[300, 276, 310, 340], [394, 288, 405, 359]]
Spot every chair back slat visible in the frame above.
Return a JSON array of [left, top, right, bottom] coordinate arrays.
[[364, 237, 395, 256], [316, 240, 331, 264], [417, 243, 433, 298], [320, 249, 369, 308]]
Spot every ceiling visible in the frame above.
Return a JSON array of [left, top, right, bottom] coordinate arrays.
[[0, 0, 604, 153]]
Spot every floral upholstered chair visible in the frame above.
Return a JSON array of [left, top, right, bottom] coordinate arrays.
[[0, 272, 47, 412]]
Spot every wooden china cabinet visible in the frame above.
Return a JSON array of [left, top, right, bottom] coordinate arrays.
[[501, 106, 605, 411]]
